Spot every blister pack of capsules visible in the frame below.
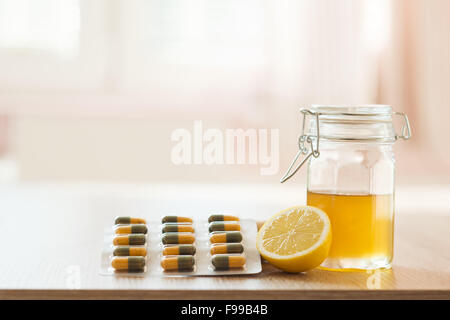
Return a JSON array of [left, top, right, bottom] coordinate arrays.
[[100, 215, 262, 276]]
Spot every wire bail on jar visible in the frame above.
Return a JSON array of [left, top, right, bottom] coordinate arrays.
[[280, 107, 411, 183]]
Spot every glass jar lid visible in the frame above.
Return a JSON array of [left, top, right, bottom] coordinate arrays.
[[305, 105, 402, 142], [310, 104, 393, 115], [280, 105, 411, 183]]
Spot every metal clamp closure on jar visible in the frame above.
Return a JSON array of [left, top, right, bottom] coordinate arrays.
[[280, 106, 411, 183]]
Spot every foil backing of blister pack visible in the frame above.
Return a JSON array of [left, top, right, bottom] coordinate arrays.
[[100, 218, 262, 276]]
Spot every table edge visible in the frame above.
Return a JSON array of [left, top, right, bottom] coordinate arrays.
[[1, 289, 449, 300]]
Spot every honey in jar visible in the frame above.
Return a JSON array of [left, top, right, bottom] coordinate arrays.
[[307, 192, 394, 267]]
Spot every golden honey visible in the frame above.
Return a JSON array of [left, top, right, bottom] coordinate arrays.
[[307, 192, 394, 269]]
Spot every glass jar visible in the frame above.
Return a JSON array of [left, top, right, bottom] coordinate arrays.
[[281, 105, 411, 270]]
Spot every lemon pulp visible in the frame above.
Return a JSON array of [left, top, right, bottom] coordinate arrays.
[[256, 206, 332, 273]]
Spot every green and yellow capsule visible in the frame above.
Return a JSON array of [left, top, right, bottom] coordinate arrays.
[[208, 215, 240, 223], [115, 224, 148, 235], [162, 224, 194, 233], [208, 221, 241, 233], [114, 216, 146, 225], [162, 232, 195, 245], [113, 234, 146, 246], [162, 244, 196, 256], [210, 243, 244, 255], [211, 254, 246, 270], [113, 246, 147, 257], [161, 216, 193, 224], [161, 256, 195, 271], [209, 231, 243, 244], [111, 256, 146, 271]]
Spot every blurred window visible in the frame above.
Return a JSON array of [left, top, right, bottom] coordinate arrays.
[[116, 0, 267, 104], [0, 0, 105, 92], [0, 0, 80, 58], [143, 0, 265, 67], [0, 0, 392, 113]]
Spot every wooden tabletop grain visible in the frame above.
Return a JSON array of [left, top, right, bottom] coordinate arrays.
[[0, 183, 449, 300]]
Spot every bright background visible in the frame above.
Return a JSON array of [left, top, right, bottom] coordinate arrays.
[[0, 0, 449, 185]]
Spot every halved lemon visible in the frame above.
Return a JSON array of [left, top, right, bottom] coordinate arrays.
[[256, 206, 332, 273]]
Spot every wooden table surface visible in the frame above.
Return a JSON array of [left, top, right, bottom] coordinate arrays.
[[0, 183, 449, 300]]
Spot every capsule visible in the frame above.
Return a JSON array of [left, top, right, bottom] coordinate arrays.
[[162, 245, 196, 256], [162, 216, 193, 224], [113, 234, 146, 246], [162, 232, 195, 245], [114, 216, 146, 225], [115, 224, 148, 235], [111, 256, 146, 271], [161, 256, 195, 271], [212, 254, 246, 270], [162, 224, 194, 233], [210, 243, 244, 255], [209, 231, 243, 244], [208, 215, 240, 223], [208, 222, 241, 233], [113, 246, 147, 257]]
